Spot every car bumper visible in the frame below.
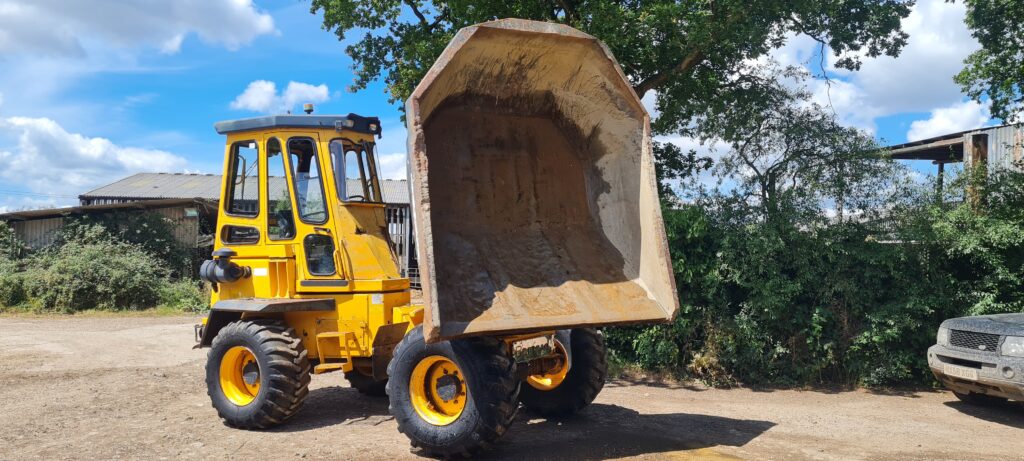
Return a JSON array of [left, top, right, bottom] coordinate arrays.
[[928, 344, 1024, 401]]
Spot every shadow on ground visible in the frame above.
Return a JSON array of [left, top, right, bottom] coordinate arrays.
[[943, 400, 1024, 429], [492, 403, 772, 460], [270, 387, 774, 459], [270, 386, 393, 432]]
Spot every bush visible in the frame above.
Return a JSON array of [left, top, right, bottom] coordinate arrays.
[[607, 164, 1024, 388], [159, 279, 209, 312], [0, 257, 26, 307], [0, 221, 24, 259], [55, 214, 194, 277], [23, 240, 169, 312]]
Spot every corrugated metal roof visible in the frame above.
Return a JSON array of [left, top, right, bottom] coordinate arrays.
[[80, 173, 410, 205], [0, 198, 212, 221], [883, 123, 1023, 167]]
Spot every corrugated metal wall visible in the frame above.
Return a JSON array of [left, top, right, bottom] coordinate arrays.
[[11, 218, 64, 249], [963, 125, 1024, 173], [9, 206, 199, 250], [987, 125, 1024, 172]]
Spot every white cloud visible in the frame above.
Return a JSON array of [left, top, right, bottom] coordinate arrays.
[[809, 79, 879, 133], [231, 80, 278, 112], [280, 82, 330, 111], [0, 0, 275, 56], [230, 80, 330, 114], [907, 100, 990, 142], [760, 2, 986, 137], [769, 33, 822, 70], [834, 1, 979, 115], [377, 152, 408, 180], [0, 117, 187, 204]]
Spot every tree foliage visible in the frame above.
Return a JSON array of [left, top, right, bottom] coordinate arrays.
[[311, 0, 911, 135], [609, 81, 1024, 387], [956, 0, 1024, 121]]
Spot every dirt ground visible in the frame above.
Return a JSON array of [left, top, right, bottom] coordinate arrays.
[[1, 316, 1021, 461]]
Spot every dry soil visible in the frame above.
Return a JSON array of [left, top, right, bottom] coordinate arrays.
[[1, 315, 1021, 461]]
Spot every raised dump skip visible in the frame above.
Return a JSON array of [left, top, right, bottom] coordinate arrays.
[[406, 19, 678, 341]]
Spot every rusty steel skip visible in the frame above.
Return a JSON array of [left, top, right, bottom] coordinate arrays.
[[406, 19, 679, 342]]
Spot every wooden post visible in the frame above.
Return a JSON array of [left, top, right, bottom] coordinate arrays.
[[966, 133, 989, 209]]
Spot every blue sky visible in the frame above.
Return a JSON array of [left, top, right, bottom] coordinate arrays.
[[0, 0, 991, 211]]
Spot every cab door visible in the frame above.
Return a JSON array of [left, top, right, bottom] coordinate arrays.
[[213, 134, 264, 300], [280, 132, 346, 291]]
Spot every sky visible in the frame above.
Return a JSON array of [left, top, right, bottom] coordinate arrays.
[[0, 0, 993, 212]]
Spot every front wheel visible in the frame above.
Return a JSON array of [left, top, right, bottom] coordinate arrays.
[[519, 328, 607, 417], [205, 319, 311, 429], [387, 326, 519, 458]]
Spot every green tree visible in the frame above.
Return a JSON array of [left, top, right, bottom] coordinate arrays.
[[311, 0, 911, 136], [712, 84, 903, 223], [956, 0, 1024, 121]]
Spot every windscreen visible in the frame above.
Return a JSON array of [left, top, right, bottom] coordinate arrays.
[[330, 139, 382, 203]]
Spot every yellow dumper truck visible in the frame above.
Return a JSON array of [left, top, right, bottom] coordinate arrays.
[[195, 19, 678, 457]]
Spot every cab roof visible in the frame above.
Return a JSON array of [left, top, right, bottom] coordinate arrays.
[[213, 113, 382, 137]]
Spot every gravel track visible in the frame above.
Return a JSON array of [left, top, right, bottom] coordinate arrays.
[[1, 315, 1021, 460]]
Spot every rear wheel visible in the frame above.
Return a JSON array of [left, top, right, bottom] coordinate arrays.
[[519, 328, 607, 417], [205, 319, 311, 429], [953, 391, 1007, 406], [345, 369, 388, 397], [387, 326, 519, 458]]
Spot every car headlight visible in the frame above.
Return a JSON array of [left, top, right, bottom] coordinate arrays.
[[1001, 336, 1024, 357], [936, 326, 950, 346]]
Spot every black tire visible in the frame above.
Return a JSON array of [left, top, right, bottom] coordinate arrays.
[[953, 391, 1008, 406], [386, 326, 519, 458], [519, 328, 607, 417], [345, 369, 388, 397], [205, 319, 311, 429]]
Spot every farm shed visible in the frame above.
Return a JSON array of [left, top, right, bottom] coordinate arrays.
[[79, 173, 418, 282], [0, 198, 216, 251], [886, 124, 1024, 177]]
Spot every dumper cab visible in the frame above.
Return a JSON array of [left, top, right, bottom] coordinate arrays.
[[211, 112, 401, 295], [197, 112, 421, 377]]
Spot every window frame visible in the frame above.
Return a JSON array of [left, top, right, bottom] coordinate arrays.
[[224, 140, 261, 218], [220, 224, 261, 245], [303, 234, 337, 276], [265, 137, 296, 241], [286, 136, 330, 225], [330, 138, 384, 204]]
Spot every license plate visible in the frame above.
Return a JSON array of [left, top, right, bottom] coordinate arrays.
[[943, 364, 978, 381], [511, 335, 555, 363]]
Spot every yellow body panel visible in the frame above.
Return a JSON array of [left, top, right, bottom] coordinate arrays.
[[208, 124, 420, 371]]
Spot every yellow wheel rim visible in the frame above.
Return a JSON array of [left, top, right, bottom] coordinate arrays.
[[409, 355, 467, 426], [220, 346, 260, 406], [526, 341, 570, 391]]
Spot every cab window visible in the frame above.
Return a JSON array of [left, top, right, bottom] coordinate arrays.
[[225, 140, 259, 217], [266, 138, 295, 240], [329, 139, 382, 203], [287, 138, 328, 224]]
